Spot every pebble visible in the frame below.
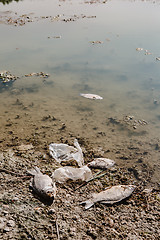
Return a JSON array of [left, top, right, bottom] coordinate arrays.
[[3, 210, 9, 215], [3, 226, 11, 232], [12, 197, 19, 202], [48, 209, 55, 214], [108, 218, 114, 227], [7, 220, 15, 228]]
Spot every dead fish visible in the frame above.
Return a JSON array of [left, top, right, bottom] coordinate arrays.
[[88, 158, 115, 169], [80, 93, 103, 100], [81, 185, 136, 209], [28, 167, 56, 200]]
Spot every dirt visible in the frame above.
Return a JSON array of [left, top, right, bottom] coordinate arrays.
[[0, 112, 159, 240]]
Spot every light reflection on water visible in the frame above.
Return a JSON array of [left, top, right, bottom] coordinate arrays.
[[0, 0, 160, 181]]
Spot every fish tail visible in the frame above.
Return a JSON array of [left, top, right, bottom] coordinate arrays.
[[27, 166, 42, 176], [80, 200, 94, 209]]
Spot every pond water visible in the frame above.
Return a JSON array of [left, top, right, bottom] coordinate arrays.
[[0, 0, 160, 183]]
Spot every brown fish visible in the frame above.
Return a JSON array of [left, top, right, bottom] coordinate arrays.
[[28, 167, 56, 200], [81, 185, 136, 209]]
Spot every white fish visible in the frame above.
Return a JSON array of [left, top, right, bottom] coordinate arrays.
[[28, 167, 56, 200], [88, 158, 115, 169], [52, 165, 92, 183], [80, 93, 103, 100], [81, 185, 136, 209]]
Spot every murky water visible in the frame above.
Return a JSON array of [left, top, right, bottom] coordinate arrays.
[[0, 0, 160, 182]]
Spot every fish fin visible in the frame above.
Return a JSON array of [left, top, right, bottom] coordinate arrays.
[[29, 178, 34, 188], [100, 200, 115, 204], [80, 200, 94, 209], [27, 166, 42, 176]]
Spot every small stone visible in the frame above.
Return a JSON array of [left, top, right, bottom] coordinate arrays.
[[12, 197, 19, 202], [3, 226, 11, 232], [48, 209, 55, 214], [7, 220, 15, 228], [3, 210, 9, 215], [108, 218, 114, 227]]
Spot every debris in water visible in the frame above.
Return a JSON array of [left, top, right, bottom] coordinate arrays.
[[49, 139, 84, 167], [156, 57, 160, 61], [0, 71, 18, 83], [144, 50, 152, 55], [88, 158, 115, 169], [136, 48, 143, 51], [123, 115, 148, 129], [80, 185, 136, 209], [90, 40, 103, 45], [25, 72, 50, 78], [80, 93, 103, 100], [52, 165, 92, 183], [27, 167, 56, 200], [48, 36, 61, 39]]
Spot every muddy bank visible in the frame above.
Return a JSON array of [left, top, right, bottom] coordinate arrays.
[[0, 111, 159, 239], [0, 139, 159, 239]]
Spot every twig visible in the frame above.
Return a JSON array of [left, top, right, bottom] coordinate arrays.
[[13, 175, 31, 179], [75, 170, 107, 190], [16, 213, 39, 222], [0, 167, 27, 177], [10, 211, 39, 222], [56, 220, 60, 240]]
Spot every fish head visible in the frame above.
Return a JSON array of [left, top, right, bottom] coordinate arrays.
[[45, 183, 57, 200], [46, 189, 56, 200]]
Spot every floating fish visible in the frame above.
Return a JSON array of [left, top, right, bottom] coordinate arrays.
[[80, 93, 103, 100], [52, 165, 92, 183], [88, 158, 115, 169], [28, 167, 56, 200], [81, 185, 136, 209]]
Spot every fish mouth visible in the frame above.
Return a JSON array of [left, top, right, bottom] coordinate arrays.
[[46, 191, 55, 199]]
